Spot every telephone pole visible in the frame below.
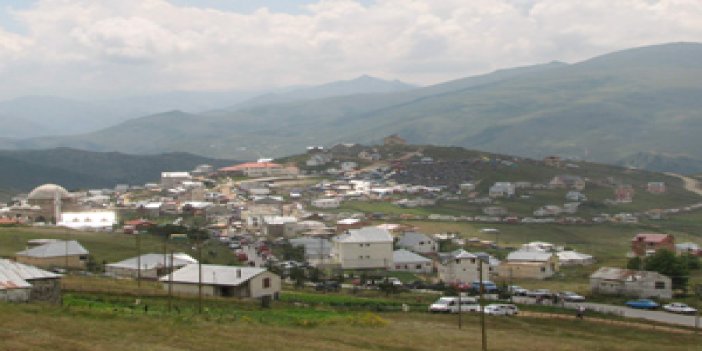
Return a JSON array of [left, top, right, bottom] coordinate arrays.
[[198, 238, 203, 314], [479, 259, 487, 351], [136, 233, 142, 287], [168, 250, 174, 313]]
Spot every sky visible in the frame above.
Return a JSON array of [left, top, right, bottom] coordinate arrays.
[[0, 0, 701, 100]]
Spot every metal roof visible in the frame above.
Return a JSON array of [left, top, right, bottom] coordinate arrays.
[[16, 240, 89, 258], [333, 227, 393, 243], [0, 259, 60, 290], [393, 249, 431, 264], [396, 232, 433, 247], [506, 250, 553, 262], [106, 253, 197, 270], [160, 264, 269, 286]]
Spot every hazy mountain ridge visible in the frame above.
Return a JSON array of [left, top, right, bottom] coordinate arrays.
[[3, 43, 702, 173], [0, 148, 234, 196]]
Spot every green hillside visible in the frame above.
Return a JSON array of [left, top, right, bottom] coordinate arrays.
[[6, 42, 702, 172], [0, 148, 233, 198]]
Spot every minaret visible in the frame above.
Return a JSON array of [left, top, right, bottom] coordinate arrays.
[[54, 188, 62, 224]]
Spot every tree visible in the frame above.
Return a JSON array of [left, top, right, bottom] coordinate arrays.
[[626, 256, 643, 270], [643, 250, 689, 291]]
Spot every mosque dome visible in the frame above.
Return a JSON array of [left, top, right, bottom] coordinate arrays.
[[27, 184, 71, 201]]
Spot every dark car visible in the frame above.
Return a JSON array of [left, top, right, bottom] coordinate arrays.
[[315, 280, 341, 292]]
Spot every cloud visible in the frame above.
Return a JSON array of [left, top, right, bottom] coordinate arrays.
[[0, 0, 701, 98]]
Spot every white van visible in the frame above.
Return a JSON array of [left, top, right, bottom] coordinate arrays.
[[428, 296, 480, 313]]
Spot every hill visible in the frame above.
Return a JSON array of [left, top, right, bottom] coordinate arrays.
[[5, 42, 702, 172], [228, 75, 416, 110], [0, 148, 233, 197]]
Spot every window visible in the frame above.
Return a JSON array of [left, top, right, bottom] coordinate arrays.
[[359, 244, 364, 247], [395, 265, 401, 269], [416, 264, 422, 269], [655, 281, 665, 289], [359, 256, 364, 259], [263, 277, 271, 289], [540, 267, 546, 272]]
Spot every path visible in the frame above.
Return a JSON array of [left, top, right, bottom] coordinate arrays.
[[519, 311, 696, 335], [665, 172, 702, 196]]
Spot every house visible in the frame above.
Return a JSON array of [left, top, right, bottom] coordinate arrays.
[[676, 242, 702, 256], [590, 267, 672, 299], [340, 161, 358, 172], [160, 265, 281, 299], [289, 237, 332, 267], [565, 191, 587, 202], [15, 240, 89, 270], [437, 249, 493, 284], [105, 253, 197, 279], [483, 206, 508, 216], [306, 153, 333, 167], [543, 156, 562, 168], [335, 218, 369, 233], [57, 210, 117, 231], [614, 185, 635, 203], [395, 232, 437, 254], [391, 249, 432, 274], [0, 259, 61, 303], [631, 233, 675, 257], [488, 182, 515, 198], [312, 198, 341, 209], [647, 182, 666, 194], [556, 250, 595, 266], [383, 134, 406, 146], [161, 172, 192, 188], [497, 250, 559, 279], [331, 227, 394, 269], [549, 175, 585, 190], [219, 161, 299, 178]]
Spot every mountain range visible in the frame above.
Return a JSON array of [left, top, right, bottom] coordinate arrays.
[[2, 42, 702, 173], [0, 148, 233, 199]]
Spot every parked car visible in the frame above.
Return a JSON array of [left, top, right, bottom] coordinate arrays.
[[663, 302, 698, 315], [558, 291, 586, 302], [315, 280, 341, 292], [625, 299, 659, 310], [428, 296, 480, 313], [527, 289, 553, 299], [483, 304, 519, 316], [508, 285, 528, 296], [471, 280, 499, 293]]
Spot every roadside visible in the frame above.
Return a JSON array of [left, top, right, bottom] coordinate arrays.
[[665, 172, 702, 196]]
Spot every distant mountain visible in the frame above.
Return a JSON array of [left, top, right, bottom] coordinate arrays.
[[5, 42, 702, 173], [0, 148, 234, 197], [617, 152, 702, 174], [228, 75, 416, 110]]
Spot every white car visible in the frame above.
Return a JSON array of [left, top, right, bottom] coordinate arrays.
[[663, 303, 698, 315], [429, 297, 480, 313], [483, 304, 519, 316]]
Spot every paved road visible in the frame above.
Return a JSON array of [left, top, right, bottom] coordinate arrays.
[[665, 172, 702, 196], [513, 296, 700, 328]]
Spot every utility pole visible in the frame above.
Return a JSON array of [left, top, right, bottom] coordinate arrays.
[[168, 250, 174, 313], [458, 288, 462, 329], [136, 233, 142, 287], [198, 237, 203, 314], [479, 259, 487, 351]]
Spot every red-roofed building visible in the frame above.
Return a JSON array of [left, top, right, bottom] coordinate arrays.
[[219, 162, 299, 178], [631, 233, 675, 257]]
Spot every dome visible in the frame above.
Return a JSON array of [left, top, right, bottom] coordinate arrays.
[[27, 184, 71, 200]]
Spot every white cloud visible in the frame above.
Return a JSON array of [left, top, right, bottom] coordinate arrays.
[[0, 0, 701, 99]]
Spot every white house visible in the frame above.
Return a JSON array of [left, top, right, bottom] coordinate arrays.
[[392, 249, 432, 274], [395, 232, 437, 254], [160, 264, 281, 299], [331, 227, 393, 269], [161, 172, 192, 188], [590, 267, 672, 299], [312, 198, 341, 209], [57, 211, 117, 230], [438, 249, 493, 284], [489, 182, 515, 198]]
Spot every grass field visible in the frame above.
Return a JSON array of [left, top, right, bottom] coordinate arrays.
[[1, 293, 699, 351], [0, 227, 239, 266]]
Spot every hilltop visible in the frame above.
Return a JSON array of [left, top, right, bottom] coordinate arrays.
[[5, 42, 702, 172]]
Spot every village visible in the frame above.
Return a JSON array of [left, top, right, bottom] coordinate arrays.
[[1, 136, 701, 332]]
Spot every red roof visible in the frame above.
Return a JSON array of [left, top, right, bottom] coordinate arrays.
[[125, 219, 155, 226], [633, 233, 671, 243], [0, 218, 18, 225], [219, 162, 283, 172]]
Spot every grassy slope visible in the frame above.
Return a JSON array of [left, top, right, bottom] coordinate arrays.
[[0, 299, 698, 351], [0, 227, 238, 266]]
